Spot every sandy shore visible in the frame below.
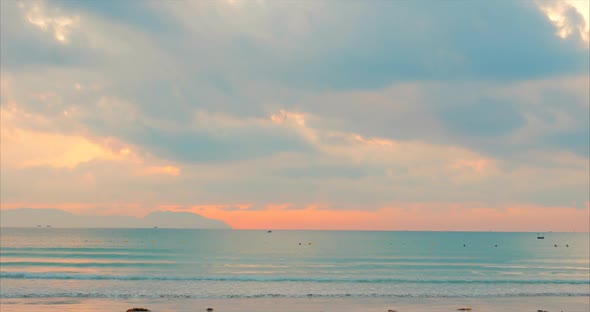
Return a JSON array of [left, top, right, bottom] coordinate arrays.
[[1, 296, 589, 312]]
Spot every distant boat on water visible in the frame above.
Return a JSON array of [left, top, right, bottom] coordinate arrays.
[[537, 233, 545, 239]]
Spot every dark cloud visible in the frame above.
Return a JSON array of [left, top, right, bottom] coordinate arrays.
[[5, 1, 587, 89], [237, 1, 588, 90], [51, 0, 177, 34], [0, 2, 77, 69], [90, 123, 314, 163], [546, 131, 590, 157], [438, 99, 525, 137]]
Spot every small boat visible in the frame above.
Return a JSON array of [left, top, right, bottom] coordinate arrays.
[[267, 230, 272, 233], [537, 233, 544, 239]]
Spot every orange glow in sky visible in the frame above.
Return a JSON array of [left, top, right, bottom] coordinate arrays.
[[184, 204, 590, 232]]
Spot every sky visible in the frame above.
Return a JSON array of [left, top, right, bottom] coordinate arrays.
[[1, 0, 589, 231]]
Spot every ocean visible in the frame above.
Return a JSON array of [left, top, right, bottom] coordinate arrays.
[[1, 228, 588, 300]]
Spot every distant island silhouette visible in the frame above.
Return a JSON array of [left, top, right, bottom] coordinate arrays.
[[0, 208, 231, 229]]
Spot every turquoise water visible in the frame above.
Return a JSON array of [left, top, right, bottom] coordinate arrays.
[[1, 229, 588, 298]]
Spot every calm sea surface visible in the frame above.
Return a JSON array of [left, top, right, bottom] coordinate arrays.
[[1, 229, 588, 299]]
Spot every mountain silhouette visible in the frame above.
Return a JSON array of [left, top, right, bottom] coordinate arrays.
[[0, 208, 231, 229]]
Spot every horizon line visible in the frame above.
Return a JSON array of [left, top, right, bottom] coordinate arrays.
[[1, 226, 587, 233]]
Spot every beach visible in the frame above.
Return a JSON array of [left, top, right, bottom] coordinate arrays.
[[2, 296, 590, 312], [1, 229, 588, 312], [2, 0, 590, 310]]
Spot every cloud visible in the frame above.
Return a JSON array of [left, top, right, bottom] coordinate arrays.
[[0, 104, 130, 169], [1, 0, 588, 229], [538, 0, 590, 44], [289, 76, 589, 159], [21, 0, 80, 44], [438, 99, 525, 137], [152, 0, 588, 90], [0, 103, 185, 207], [8, 0, 581, 91], [2, 87, 587, 209], [118, 110, 315, 163]]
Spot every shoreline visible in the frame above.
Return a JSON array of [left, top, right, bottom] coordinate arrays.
[[1, 296, 589, 312]]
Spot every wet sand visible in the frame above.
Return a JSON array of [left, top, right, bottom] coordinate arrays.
[[1, 296, 589, 312]]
